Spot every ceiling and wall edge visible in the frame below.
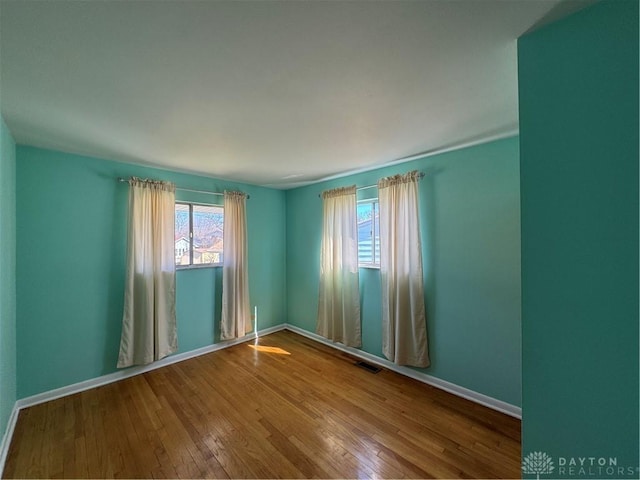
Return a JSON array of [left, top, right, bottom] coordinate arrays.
[[6, 126, 519, 191]]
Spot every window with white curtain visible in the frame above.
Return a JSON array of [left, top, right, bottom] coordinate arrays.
[[378, 170, 430, 368], [316, 185, 362, 348], [118, 177, 177, 368]]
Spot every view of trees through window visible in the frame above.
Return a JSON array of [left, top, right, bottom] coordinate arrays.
[[175, 203, 224, 266], [357, 199, 380, 267]]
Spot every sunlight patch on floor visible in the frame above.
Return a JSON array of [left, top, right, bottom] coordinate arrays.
[[248, 345, 291, 355]]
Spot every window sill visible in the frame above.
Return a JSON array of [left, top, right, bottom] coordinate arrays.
[[359, 265, 380, 270], [176, 264, 222, 270]]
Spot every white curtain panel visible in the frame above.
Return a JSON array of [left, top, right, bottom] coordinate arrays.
[[316, 185, 362, 347], [118, 178, 177, 368], [378, 171, 430, 367], [221, 191, 251, 340]]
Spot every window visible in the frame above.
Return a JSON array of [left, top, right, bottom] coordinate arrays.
[[357, 199, 380, 267], [175, 202, 224, 267]]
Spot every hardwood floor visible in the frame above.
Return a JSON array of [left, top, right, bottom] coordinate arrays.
[[3, 330, 521, 479]]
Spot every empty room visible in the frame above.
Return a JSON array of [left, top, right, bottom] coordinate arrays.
[[0, 0, 638, 479]]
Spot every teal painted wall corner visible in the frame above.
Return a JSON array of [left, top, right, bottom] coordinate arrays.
[[286, 136, 522, 407], [16, 146, 287, 398], [0, 117, 17, 439], [519, 0, 639, 473]]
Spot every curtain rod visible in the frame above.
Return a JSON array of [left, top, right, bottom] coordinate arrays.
[[318, 172, 425, 197], [117, 178, 250, 199]]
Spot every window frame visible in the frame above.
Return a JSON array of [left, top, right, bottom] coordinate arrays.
[[357, 198, 381, 269], [175, 201, 224, 269]]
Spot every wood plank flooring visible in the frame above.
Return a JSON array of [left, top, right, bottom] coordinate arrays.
[[3, 330, 521, 479]]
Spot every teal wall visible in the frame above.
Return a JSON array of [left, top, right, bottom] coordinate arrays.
[[287, 136, 522, 406], [0, 119, 17, 439], [519, 0, 639, 473], [16, 146, 286, 398]]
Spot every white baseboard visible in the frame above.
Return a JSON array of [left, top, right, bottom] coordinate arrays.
[[0, 402, 20, 476], [16, 324, 286, 411], [284, 324, 522, 419]]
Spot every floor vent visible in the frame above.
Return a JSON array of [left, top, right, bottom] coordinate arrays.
[[355, 361, 382, 374]]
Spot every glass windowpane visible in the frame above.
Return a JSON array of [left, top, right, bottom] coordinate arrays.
[[175, 203, 224, 267], [175, 204, 190, 266], [373, 201, 380, 264], [192, 205, 224, 265], [357, 202, 374, 265]]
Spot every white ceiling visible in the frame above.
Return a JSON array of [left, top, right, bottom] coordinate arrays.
[[0, 0, 584, 188]]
